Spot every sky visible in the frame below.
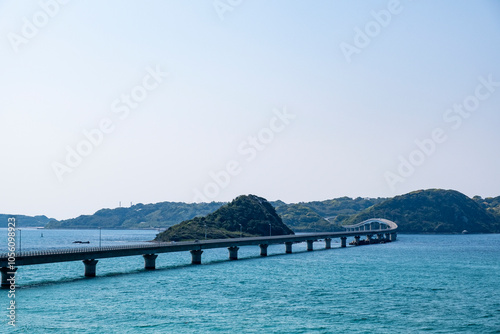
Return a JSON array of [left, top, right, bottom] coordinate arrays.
[[1, 0, 500, 220]]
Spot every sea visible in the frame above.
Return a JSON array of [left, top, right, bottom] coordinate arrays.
[[0, 229, 499, 333]]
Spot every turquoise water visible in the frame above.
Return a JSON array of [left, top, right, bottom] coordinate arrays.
[[1, 231, 500, 333]]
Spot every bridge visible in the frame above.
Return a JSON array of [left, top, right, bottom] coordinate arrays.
[[0, 218, 397, 288], [344, 218, 398, 231]]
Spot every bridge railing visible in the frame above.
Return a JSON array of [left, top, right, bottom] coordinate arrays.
[[0, 241, 177, 259], [343, 218, 398, 232], [0, 223, 398, 260]]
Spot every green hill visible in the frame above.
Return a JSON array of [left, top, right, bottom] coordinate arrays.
[[42, 196, 382, 231], [46, 202, 224, 229], [299, 197, 386, 217], [275, 204, 338, 232], [343, 189, 500, 233], [30, 189, 500, 233], [155, 195, 294, 242], [39, 196, 385, 231], [274, 197, 386, 232], [0, 214, 55, 228], [473, 196, 500, 221]]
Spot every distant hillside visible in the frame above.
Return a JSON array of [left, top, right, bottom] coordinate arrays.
[[46, 202, 224, 229], [299, 197, 387, 217], [274, 197, 386, 232], [473, 196, 500, 221], [27, 189, 500, 233], [0, 214, 55, 228], [343, 189, 500, 233], [155, 195, 294, 242], [275, 204, 332, 232], [44, 196, 383, 231]]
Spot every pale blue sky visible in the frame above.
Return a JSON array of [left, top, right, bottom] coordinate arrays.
[[1, 0, 500, 219]]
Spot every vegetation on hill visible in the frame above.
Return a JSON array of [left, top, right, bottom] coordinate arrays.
[[343, 189, 500, 233], [275, 204, 339, 232], [37, 196, 385, 231], [22, 189, 500, 234], [46, 202, 224, 229], [0, 214, 55, 228], [155, 195, 294, 242], [274, 197, 386, 232], [473, 196, 500, 221], [41, 196, 383, 231], [299, 197, 386, 217]]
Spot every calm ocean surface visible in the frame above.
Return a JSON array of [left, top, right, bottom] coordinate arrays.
[[1, 230, 499, 333]]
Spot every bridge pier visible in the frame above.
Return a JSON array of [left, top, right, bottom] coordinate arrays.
[[377, 234, 384, 241], [190, 250, 203, 265], [228, 246, 239, 260], [325, 238, 331, 249], [385, 233, 391, 240], [259, 244, 268, 257], [143, 254, 158, 270], [340, 237, 347, 248], [366, 234, 373, 244], [307, 240, 314, 251], [1, 267, 17, 289], [83, 259, 98, 277], [285, 242, 293, 254], [354, 236, 361, 246], [390, 233, 397, 241]]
